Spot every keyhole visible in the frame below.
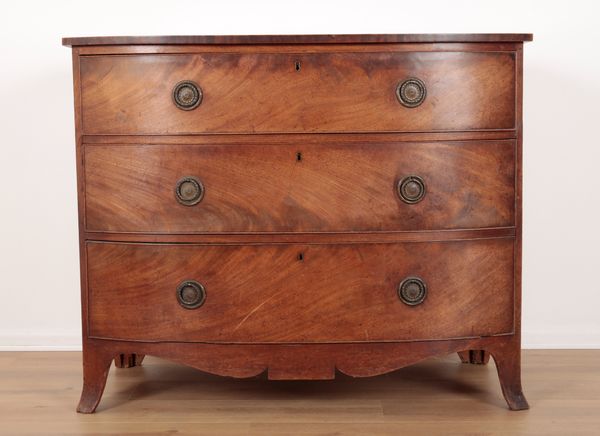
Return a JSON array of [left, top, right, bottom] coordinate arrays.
[[297, 252, 304, 261], [296, 152, 302, 162], [295, 60, 301, 71]]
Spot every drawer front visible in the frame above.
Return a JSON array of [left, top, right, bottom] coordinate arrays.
[[87, 239, 514, 343], [84, 141, 515, 233], [80, 51, 515, 134]]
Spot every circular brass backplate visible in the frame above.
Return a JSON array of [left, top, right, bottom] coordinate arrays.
[[175, 176, 204, 206], [397, 175, 426, 204], [398, 277, 427, 306], [396, 78, 427, 108], [173, 80, 203, 110], [176, 280, 206, 309]]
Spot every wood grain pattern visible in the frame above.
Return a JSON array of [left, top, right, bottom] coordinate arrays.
[[84, 140, 515, 233], [80, 51, 515, 134], [62, 33, 533, 46], [87, 239, 514, 343]]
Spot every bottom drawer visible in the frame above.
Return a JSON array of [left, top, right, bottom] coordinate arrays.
[[87, 239, 514, 343]]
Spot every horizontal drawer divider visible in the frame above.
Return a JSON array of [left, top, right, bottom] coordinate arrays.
[[82, 130, 517, 145], [87, 332, 515, 345], [84, 227, 516, 244]]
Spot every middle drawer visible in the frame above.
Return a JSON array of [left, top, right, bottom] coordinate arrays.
[[84, 140, 515, 233]]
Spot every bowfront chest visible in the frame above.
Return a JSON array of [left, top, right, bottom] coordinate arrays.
[[63, 33, 532, 413]]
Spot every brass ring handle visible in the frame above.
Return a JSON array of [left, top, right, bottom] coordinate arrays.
[[396, 78, 426, 108], [398, 277, 427, 306], [173, 80, 203, 110], [175, 176, 204, 206], [176, 280, 206, 309], [397, 175, 426, 204]]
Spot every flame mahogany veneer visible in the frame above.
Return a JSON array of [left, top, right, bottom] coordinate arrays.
[[64, 33, 532, 413]]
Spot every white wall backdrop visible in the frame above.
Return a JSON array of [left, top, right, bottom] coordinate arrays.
[[0, 0, 599, 350]]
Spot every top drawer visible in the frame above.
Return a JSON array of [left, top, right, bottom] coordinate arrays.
[[79, 51, 516, 135]]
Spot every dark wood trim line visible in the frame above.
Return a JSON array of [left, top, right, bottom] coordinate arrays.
[[82, 131, 517, 145], [83, 227, 516, 244], [72, 48, 90, 341], [87, 331, 515, 345], [63, 33, 533, 47], [514, 44, 524, 345], [75, 43, 521, 55]]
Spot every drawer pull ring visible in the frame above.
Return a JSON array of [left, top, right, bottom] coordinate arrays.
[[175, 176, 204, 206], [398, 277, 427, 306], [396, 78, 426, 108], [176, 280, 206, 309], [173, 80, 203, 110], [397, 175, 426, 204]]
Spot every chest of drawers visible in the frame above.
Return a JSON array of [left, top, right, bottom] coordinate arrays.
[[63, 33, 532, 413]]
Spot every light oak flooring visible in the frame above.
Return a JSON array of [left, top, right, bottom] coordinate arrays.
[[0, 350, 598, 435]]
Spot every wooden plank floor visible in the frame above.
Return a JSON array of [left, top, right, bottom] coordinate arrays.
[[0, 350, 598, 435]]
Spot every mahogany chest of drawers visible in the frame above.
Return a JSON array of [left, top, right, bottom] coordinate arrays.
[[63, 33, 532, 413]]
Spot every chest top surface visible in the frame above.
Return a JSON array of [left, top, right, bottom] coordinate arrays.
[[62, 33, 533, 46]]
